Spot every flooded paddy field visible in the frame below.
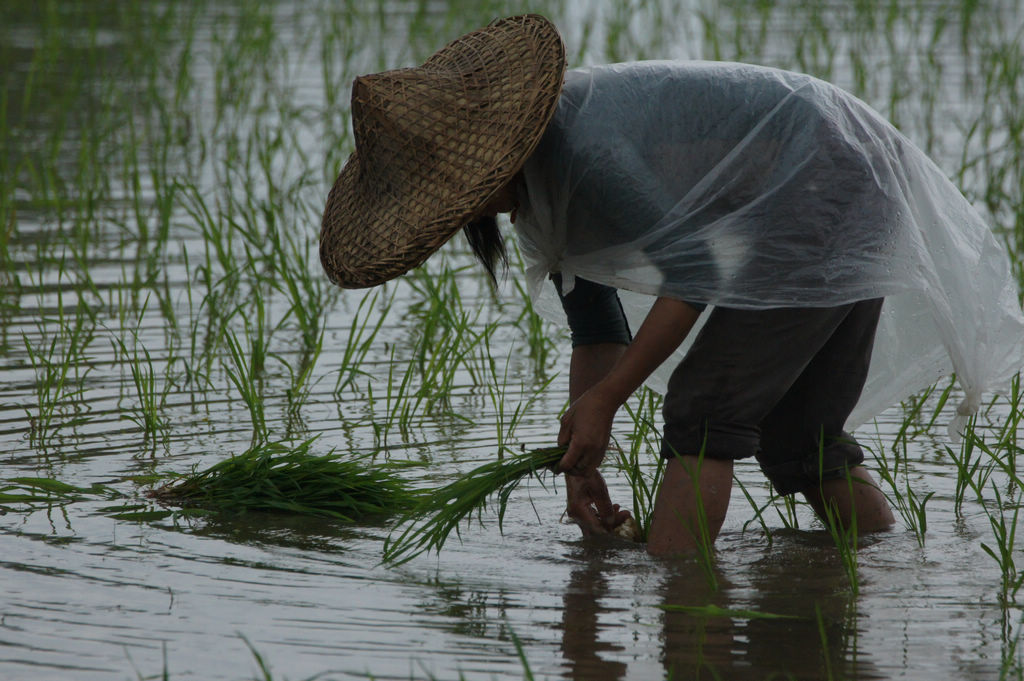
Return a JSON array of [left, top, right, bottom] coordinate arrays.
[[1, 1, 1023, 679]]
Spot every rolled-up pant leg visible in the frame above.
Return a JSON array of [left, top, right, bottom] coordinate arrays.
[[660, 299, 883, 494]]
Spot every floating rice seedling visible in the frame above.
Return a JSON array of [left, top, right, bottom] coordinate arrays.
[[383, 446, 565, 566], [0, 477, 114, 513], [149, 437, 417, 521]]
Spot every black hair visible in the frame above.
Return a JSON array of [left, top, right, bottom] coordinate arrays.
[[463, 215, 508, 287]]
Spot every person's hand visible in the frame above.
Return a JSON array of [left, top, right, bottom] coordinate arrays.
[[557, 387, 631, 536], [557, 388, 617, 474], [563, 468, 632, 536]]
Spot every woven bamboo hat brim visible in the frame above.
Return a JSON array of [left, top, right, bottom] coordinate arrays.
[[320, 14, 566, 288]]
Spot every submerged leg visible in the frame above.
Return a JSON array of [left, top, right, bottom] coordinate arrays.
[[647, 456, 733, 556], [801, 465, 895, 533]]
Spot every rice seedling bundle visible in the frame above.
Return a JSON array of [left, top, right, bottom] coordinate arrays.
[[383, 446, 566, 565], [149, 438, 417, 521]]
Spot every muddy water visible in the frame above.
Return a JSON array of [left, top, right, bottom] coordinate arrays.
[[2, 1, 1023, 679]]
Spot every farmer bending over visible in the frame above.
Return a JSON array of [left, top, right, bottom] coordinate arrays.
[[319, 16, 1024, 555]]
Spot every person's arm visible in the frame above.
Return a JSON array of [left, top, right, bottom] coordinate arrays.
[[568, 344, 626, 401], [558, 297, 701, 474]]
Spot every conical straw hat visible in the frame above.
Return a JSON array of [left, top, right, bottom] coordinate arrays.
[[320, 14, 566, 288]]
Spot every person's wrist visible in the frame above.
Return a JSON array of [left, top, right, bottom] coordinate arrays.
[[590, 376, 628, 414]]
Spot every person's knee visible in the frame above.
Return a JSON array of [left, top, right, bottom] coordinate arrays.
[[802, 466, 895, 533]]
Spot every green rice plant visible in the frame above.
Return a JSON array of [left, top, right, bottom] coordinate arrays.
[[734, 476, 774, 544], [815, 602, 836, 681], [383, 446, 565, 566], [614, 386, 666, 541], [222, 326, 268, 448], [870, 442, 932, 547], [661, 441, 719, 590], [371, 345, 418, 446], [1000, 612, 1024, 681], [683, 452, 719, 592], [979, 481, 1024, 606], [111, 331, 170, 453], [508, 243, 557, 377], [946, 416, 998, 517], [281, 331, 324, 437], [333, 287, 394, 396], [23, 285, 97, 449], [988, 374, 1023, 479], [0, 477, 109, 513], [412, 308, 481, 417], [761, 488, 803, 530], [149, 437, 416, 521], [485, 346, 557, 459], [818, 472, 860, 597], [267, 208, 334, 356]]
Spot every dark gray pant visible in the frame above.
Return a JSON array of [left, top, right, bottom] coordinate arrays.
[[660, 299, 883, 495]]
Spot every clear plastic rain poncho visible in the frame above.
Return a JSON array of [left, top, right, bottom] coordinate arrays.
[[513, 61, 1024, 431]]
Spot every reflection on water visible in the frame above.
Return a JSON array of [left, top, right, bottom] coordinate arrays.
[[554, 537, 890, 681], [1, 0, 1023, 679]]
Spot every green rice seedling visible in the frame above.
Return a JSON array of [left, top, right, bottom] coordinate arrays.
[[509, 628, 537, 681], [683, 452, 719, 592], [485, 346, 557, 459], [614, 386, 666, 541], [734, 475, 774, 544], [771, 488, 802, 530], [815, 602, 836, 681], [456, 319, 501, 388], [410, 308, 483, 418], [333, 287, 394, 396], [870, 442, 932, 547], [510, 275, 556, 378], [222, 326, 268, 449], [395, 263, 494, 419], [282, 329, 325, 436], [111, 330, 169, 454], [946, 416, 998, 517], [23, 285, 97, 449], [372, 345, 420, 447], [405, 261, 466, 349], [507, 243, 557, 377], [979, 480, 1024, 606], [149, 437, 416, 522], [0, 477, 107, 513], [178, 180, 245, 350], [989, 374, 1023, 478], [1000, 612, 1024, 681], [818, 472, 860, 597], [661, 441, 719, 590], [266, 205, 334, 357], [176, 247, 216, 394], [383, 446, 565, 566]]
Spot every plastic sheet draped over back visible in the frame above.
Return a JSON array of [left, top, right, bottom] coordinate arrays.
[[514, 61, 1024, 430]]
